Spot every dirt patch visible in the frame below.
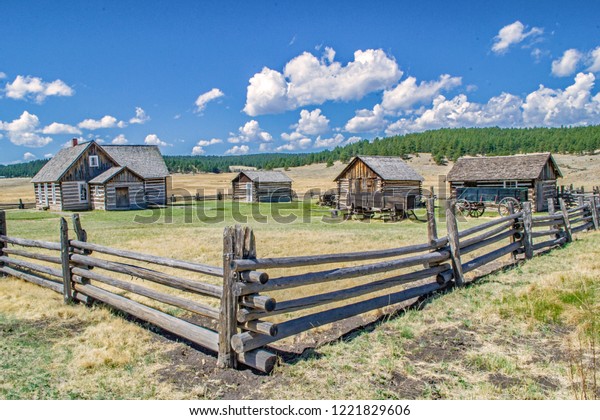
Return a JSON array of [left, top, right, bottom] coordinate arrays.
[[488, 373, 521, 389], [388, 372, 427, 399], [405, 327, 479, 364]]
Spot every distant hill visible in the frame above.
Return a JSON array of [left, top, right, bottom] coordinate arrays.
[[2, 126, 600, 178]]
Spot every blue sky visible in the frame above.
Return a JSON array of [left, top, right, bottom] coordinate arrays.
[[2, 0, 600, 163]]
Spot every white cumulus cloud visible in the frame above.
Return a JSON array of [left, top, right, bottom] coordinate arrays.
[[78, 115, 119, 130], [244, 48, 402, 116], [552, 49, 584, 77], [294, 109, 330, 135], [0, 111, 53, 147], [381, 74, 462, 112], [314, 133, 345, 148], [23, 152, 36, 161], [587, 47, 600, 72], [196, 138, 223, 147], [129, 107, 150, 124], [144, 134, 170, 147], [111, 134, 128, 145], [225, 145, 250, 155], [191, 146, 206, 156], [491, 21, 543, 54], [195, 88, 224, 113], [4, 75, 74, 103], [41, 122, 81, 135], [345, 104, 387, 133], [228, 120, 273, 143]]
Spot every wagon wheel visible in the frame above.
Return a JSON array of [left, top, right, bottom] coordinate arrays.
[[498, 197, 519, 216], [456, 199, 470, 217], [469, 203, 485, 218]]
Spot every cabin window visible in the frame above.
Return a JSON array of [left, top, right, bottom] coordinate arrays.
[[43, 184, 49, 205], [78, 182, 88, 203], [504, 180, 517, 188], [37, 184, 42, 202], [51, 184, 56, 204], [89, 155, 99, 167]]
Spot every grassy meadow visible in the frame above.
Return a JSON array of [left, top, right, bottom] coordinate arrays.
[[0, 153, 599, 399]]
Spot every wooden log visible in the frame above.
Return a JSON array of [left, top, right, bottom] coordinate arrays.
[[237, 264, 451, 323], [533, 219, 566, 228], [569, 217, 585, 225], [567, 204, 586, 214], [239, 271, 269, 284], [578, 196, 585, 206], [240, 294, 276, 312], [456, 212, 523, 239], [73, 282, 219, 351], [240, 320, 278, 337], [0, 255, 62, 278], [426, 197, 438, 245], [235, 249, 450, 295], [0, 211, 5, 277], [1, 248, 61, 265], [572, 222, 594, 234], [521, 202, 534, 259], [60, 218, 72, 303], [559, 198, 573, 243], [531, 229, 561, 238], [0, 266, 63, 293], [533, 236, 567, 251], [70, 253, 222, 298], [446, 200, 464, 287], [458, 221, 516, 249], [71, 267, 220, 319], [460, 229, 518, 256], [236, 349, 277, 373], [462, 241, 522, 274], [531, 213, 564, 222], [590, 197, 599, 230], [219, 226, 236, 369], [71, 214, 88, 243], [230, 281, 442, 354], [69, 240, 223, 277], [232, 241, 445, 272], [0, 235, 61, 251]]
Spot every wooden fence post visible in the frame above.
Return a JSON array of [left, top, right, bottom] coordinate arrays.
[[559, 198, 573, 243], [506, 201, 519, 260], [60, 217, 73, 303], [0, 210, 6, 277], [577, 196, 584, 207], [426, 196, 438, 245], [71, 214, 92, 290], [445, 200, 464, 286], [521, 202, 534, 259], [590, 196, 600, 230], [218, 225, 257, 369]]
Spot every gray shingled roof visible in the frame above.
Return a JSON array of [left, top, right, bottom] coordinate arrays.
[[88, 166, 143, 184], [102, 145, 169, 179], [446, 153, 563, 182], [335, 156, 424, 182], [237, 170, 292, 183], [31, 142, 92, 183]]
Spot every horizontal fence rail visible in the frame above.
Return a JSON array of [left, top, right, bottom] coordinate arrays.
[[1, 192, 599, 374]]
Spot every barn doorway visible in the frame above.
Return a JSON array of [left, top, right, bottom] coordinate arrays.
[[115, 187, 130, 209]]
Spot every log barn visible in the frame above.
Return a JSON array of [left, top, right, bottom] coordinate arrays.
[[31, 139, 170, 211], [446, 153, 562, 212], [231, 170, 293, 202], [334, 156, 424, 212]]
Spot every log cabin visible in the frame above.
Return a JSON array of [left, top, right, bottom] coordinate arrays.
[[334, 156, 424, 213], [446, 153, 562, 212], [31, 139, 170, 211], [231, 170, 293, 202]]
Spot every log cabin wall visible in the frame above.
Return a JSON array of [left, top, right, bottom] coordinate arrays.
[[61, 181, 92, 211], [255, 182, 292, 202], [105, 182, 145, 210], [144, 178, 167, 206], [232, 174, 256, 201], [34, 182, 62, 210], [91, 185, 106, 210]]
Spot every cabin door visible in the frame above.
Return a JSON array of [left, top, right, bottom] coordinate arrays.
[[245, 182, 253, 202], [115, 187, 130, 209]]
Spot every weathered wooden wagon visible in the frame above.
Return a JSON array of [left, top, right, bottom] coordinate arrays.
[[447, 153, 562, 212], [334, 156, 424, 218], [231, 170, 293, 203]]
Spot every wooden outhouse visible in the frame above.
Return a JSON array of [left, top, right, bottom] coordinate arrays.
[[334, 156, 424, 211], [89, 167, 146, 210], [231, 171, 293, 202], [446, 153, 562, 212]]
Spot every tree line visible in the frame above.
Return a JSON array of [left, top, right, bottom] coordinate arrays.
[[2, 126, 600, 178]]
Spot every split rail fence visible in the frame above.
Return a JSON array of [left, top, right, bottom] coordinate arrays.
[[0, 194, 599, 373]]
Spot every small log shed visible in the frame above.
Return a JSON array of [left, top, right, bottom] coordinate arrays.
[[446, 153, 563, 212], [231, 170, 293, 203], [334, 156, 424, 213]]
